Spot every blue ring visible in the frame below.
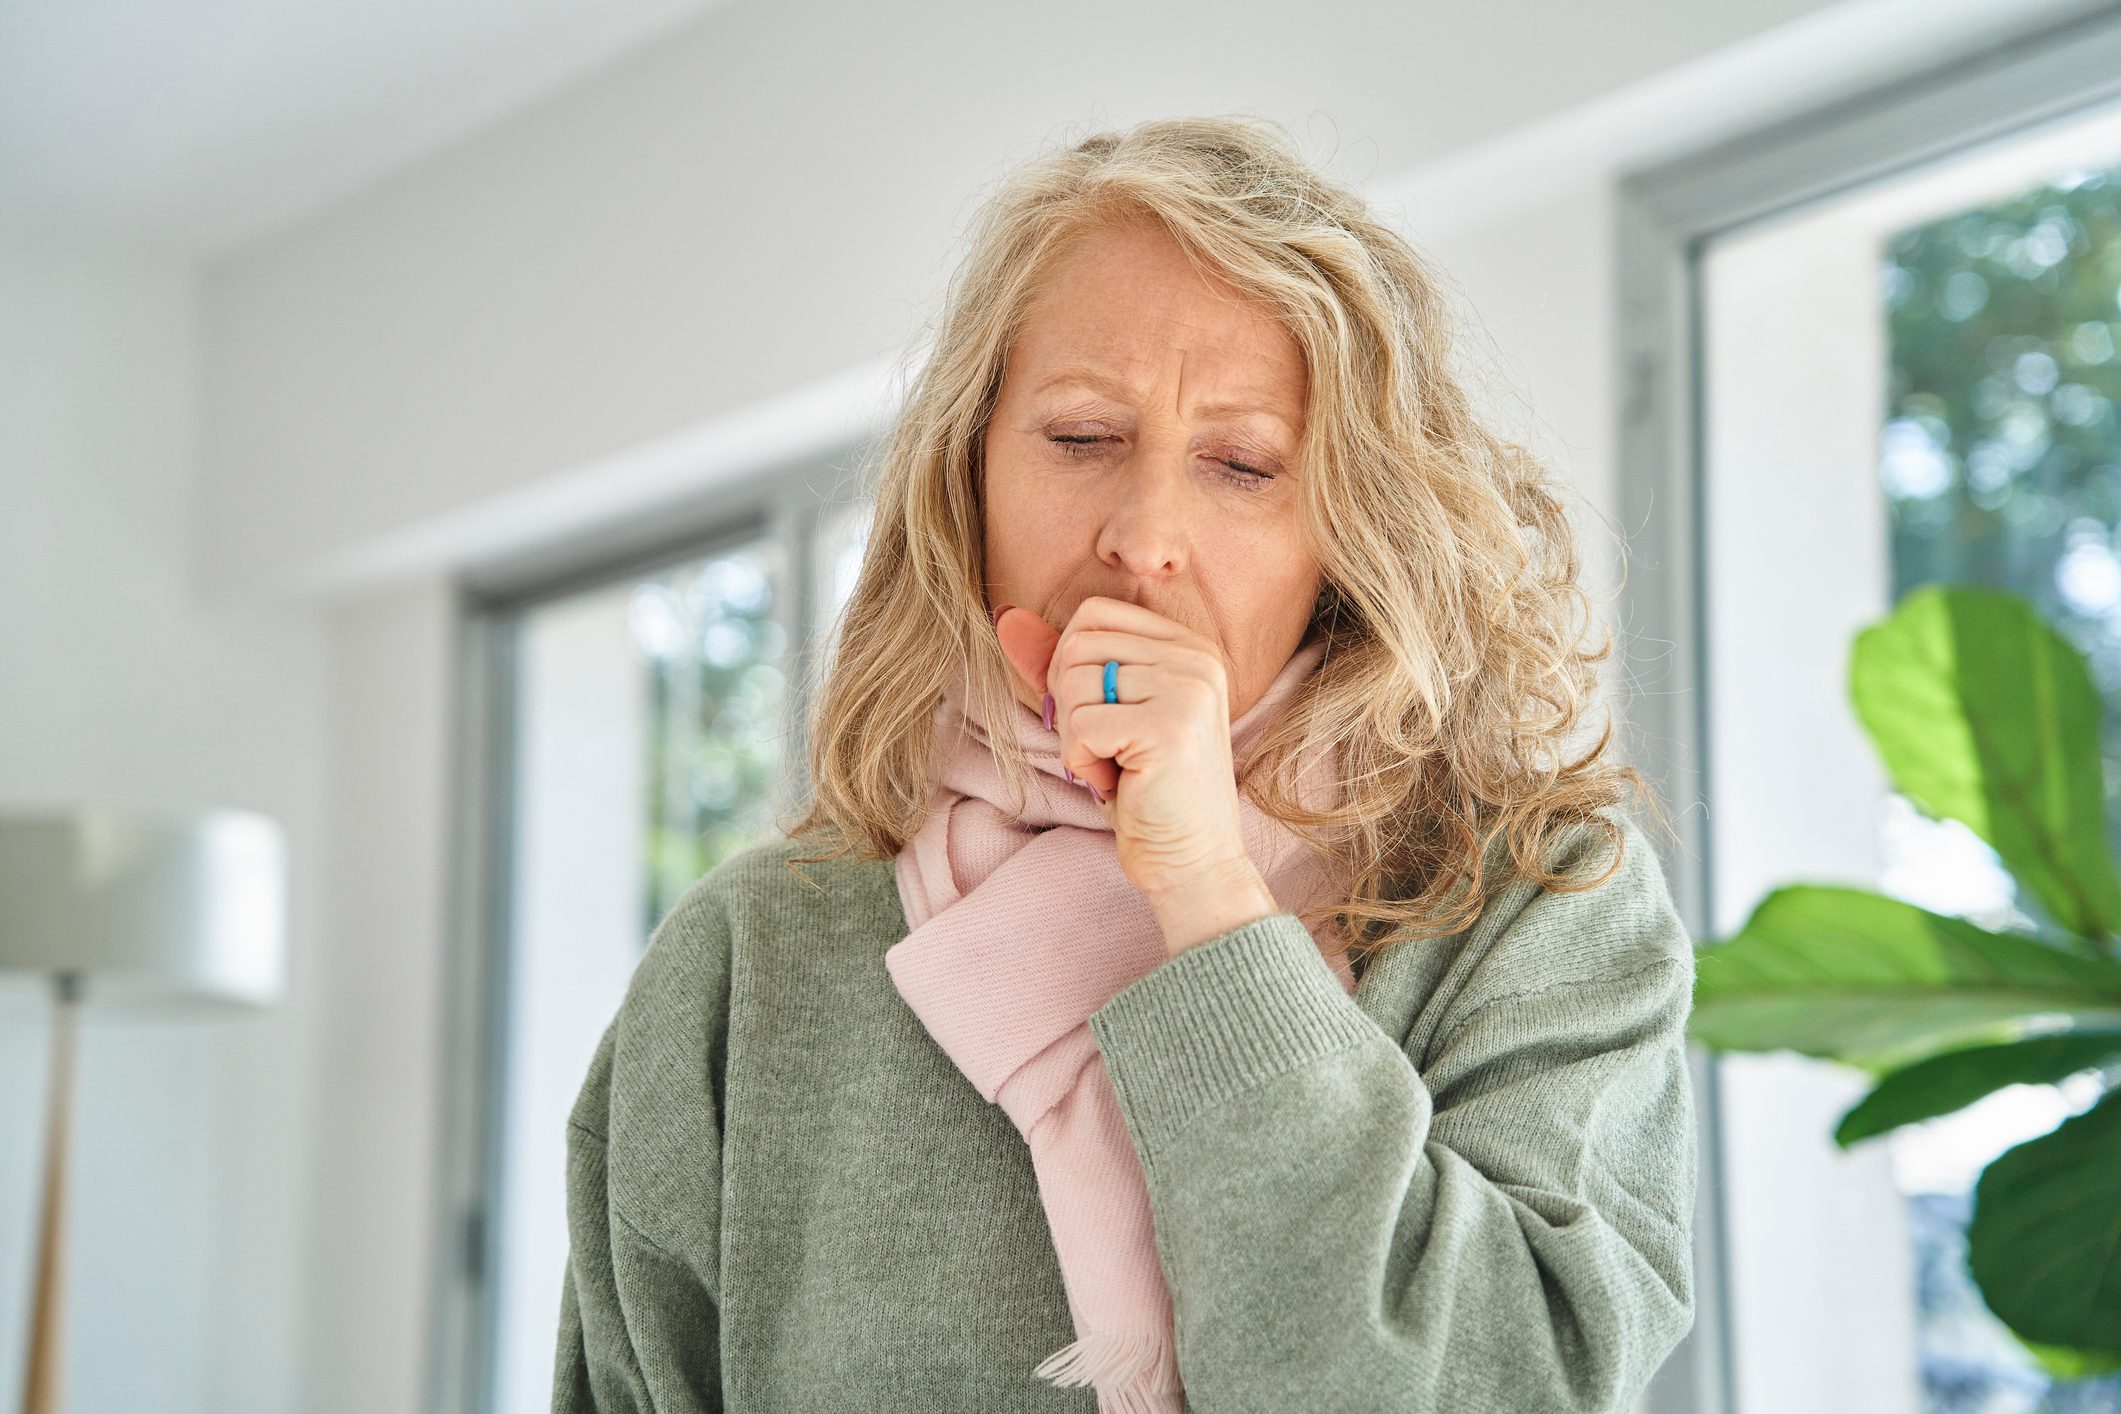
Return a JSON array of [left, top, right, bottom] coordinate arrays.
[[1104, 659, 1120, 704]]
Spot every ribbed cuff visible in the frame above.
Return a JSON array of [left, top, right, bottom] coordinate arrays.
[[1087, 912, 1376, 1161]]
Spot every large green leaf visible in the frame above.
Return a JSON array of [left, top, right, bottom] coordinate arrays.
[[1967, 1086, 2121, 1357], [1833, 1020, 2030, 1080], [1850, 583, 2121, 944], [1690, 884, 2121, 1062], [1832, 1030, 2121, 1146], [2018, 1336, 2121, 1381]]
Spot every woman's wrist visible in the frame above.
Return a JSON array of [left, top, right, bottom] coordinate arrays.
[[1148, 859, 1279, 957]]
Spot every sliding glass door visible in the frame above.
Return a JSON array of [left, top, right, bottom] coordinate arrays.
[[1691, 67, 2121, 1414]]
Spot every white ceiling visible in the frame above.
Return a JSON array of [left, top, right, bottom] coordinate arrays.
[[0, 0, 723, 258], [3, 0, 2104, 270]]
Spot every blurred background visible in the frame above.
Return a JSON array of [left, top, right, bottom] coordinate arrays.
[[5, 0, 2121, 1411]]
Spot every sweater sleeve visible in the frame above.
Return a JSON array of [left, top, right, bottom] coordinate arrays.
[[551, 887, 731, 1414], [1085, 828, 1697, 1414]]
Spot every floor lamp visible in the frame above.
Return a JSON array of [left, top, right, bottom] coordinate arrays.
[[0, 806, 288, 1414]]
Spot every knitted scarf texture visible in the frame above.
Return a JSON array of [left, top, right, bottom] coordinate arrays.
[[885, 629, 1355, 1412]]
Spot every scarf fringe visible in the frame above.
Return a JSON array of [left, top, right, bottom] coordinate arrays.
[[1033, 1329, 1185, 1413]]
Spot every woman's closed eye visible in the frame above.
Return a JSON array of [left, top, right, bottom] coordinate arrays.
[[1045, 434, 1277, 490]]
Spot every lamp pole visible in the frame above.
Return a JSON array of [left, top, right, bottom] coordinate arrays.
[[19, 972, 82, 1414]]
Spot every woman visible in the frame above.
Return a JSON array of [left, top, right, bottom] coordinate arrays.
[[553, 115, 1696, 1414]]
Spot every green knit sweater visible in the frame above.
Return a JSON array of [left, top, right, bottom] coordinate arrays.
[[550, 807, 1698, 1413]]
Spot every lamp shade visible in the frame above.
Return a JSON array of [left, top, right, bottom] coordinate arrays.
[[0, 805, 288, 1011]]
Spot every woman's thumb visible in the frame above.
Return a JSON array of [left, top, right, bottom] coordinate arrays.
[[993, 606, 1059, 696]]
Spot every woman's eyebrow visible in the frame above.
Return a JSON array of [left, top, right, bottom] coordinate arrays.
[[1033, 365, 1300, 435]]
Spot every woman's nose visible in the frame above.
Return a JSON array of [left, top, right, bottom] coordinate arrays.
[[1097, 452, 1194, 579]]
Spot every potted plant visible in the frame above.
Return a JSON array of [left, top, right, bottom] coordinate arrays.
[[1689, 581, 2121, 1376]]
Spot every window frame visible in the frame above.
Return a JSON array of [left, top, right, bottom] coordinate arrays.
[[1614, 8, 2121, 1413]]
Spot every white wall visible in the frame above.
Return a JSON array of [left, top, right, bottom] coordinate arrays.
[[0, 241, 325, 1414], [305, 577, 458, 1414], [197, 0, 1880, 601]]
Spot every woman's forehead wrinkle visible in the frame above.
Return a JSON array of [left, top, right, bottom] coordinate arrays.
[[1022, 298, 1303, 433], [1172, 311, 1307, 427], [1147, 322, 1305, 430]]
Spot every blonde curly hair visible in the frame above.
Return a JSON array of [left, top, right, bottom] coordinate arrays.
[[780, 112, 1674, 965]]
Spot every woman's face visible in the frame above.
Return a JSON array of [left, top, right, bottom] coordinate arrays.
[[981, 219, 1321, 722]]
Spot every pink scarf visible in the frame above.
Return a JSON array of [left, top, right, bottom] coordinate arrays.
[[885, 630, 1355, 1413]]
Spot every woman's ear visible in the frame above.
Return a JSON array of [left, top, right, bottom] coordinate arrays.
[[994, 606, 1060, 697]]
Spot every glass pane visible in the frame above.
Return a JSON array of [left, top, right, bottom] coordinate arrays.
[[488, 532, 792, 1413], [1879, 150, 2121, 1412], [635, 545, 792, 928]]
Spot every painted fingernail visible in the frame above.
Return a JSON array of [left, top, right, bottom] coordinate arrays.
[[1041, 691, 1055, 730], [990, 602, 1016, 628], [1063, 765, 1077, 784]]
